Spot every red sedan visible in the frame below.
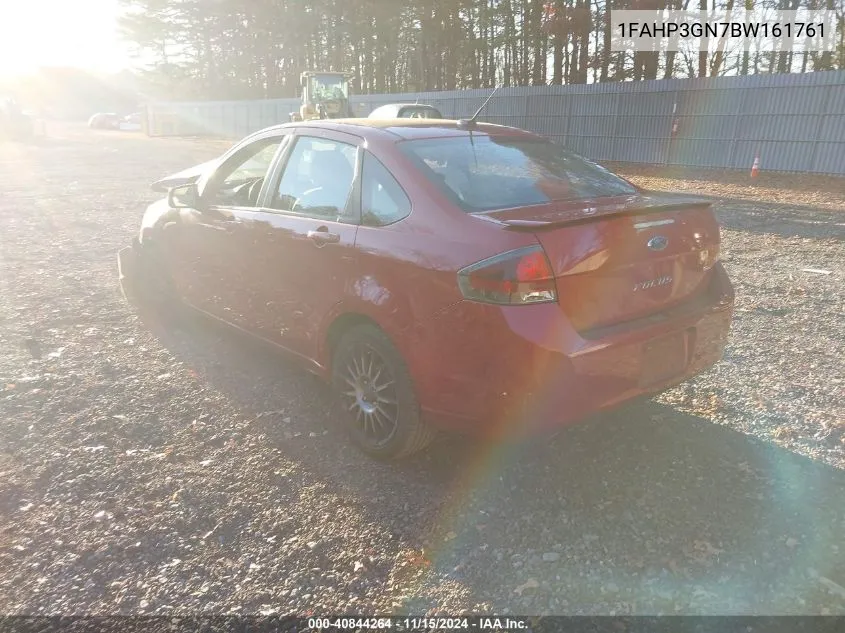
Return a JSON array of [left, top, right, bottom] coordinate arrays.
[[118, 118, 734, 460]]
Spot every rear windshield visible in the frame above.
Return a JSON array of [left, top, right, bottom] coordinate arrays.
[[398, 136, 637, 212]]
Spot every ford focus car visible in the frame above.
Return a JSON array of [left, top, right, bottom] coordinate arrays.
[[118, 118, 734, 460]]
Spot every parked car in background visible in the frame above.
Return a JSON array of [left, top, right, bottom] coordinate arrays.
[[368, 103, 443, 119], [118, 118, 735, 460], [119, 112, 142, 131], [88, 112, 121, 129]]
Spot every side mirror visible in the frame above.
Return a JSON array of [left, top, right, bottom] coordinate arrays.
[[168, 183, 199, 209]]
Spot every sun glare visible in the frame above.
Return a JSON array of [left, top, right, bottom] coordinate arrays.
[[0, 0, 129, 77]]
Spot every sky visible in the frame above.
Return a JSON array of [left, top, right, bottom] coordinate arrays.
[[0, 0, 132, 77]]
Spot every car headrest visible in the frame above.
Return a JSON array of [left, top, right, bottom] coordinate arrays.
[[313, 150, 354, 181]]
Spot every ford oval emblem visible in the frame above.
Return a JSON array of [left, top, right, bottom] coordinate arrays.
[[648, 235, 668, 251]]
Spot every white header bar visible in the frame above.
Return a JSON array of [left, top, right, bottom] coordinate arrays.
[[610, 10, 838, 53]]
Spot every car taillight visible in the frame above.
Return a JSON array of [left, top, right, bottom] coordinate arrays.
[[457, 245, 557, 305], [693, 232, 720, 270], [698, 242, 720, 270]]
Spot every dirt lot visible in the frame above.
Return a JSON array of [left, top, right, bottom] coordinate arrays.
[[1, 123, 844, 616]]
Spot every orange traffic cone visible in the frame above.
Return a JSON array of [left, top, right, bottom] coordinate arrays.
[[750, 154, 760, 179]]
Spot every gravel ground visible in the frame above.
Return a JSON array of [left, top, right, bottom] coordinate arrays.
[[608, 163, 845, 465], [1, 124, 844, 617]]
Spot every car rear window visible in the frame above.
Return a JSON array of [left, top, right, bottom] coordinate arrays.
[[398, 136, 637, 212]]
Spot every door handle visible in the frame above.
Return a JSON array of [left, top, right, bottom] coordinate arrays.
[[307, 228, 340, 245]]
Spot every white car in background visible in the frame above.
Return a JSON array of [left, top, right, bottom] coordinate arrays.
[[88, 112, 122, 129], [89, 112, 143, 131], [367, 103, 444, 119], [119, 113, 142, 131]]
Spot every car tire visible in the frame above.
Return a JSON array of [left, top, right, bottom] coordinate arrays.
[[331, 323, 435, 460]]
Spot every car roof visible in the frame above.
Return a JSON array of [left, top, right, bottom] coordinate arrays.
[[265, 118, 541, 141]]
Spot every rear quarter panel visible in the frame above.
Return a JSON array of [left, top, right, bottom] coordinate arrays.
[[320, 137, 537, 378]]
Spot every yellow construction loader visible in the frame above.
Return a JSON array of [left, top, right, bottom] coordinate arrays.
[[289, 71, 355, 122]]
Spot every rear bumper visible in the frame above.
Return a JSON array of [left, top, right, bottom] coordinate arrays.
[[516, 301, 732, 434], [117, 239, 142, 303], [408, 263, 734, 437]]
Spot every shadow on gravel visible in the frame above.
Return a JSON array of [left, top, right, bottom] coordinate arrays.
[[714, 199, 845, 241], [139, 308, 845, 613]]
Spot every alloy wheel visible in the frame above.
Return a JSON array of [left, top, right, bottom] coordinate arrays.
[[338, 342, 399, 447]]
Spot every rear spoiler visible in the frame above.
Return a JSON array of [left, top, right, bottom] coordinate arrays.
[[474, 193, 713, 231]]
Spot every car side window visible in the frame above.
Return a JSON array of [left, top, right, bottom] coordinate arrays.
[[271, 136, 357, 222], [360, 152, 411, 227], [203, 136, 284, 208]]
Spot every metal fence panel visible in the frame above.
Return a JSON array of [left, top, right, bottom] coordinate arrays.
[[820, 114, 845, 143], [669, 139, 735, 168], [744, 86, 829, 115], [738, 114, 818, 141], [814, 142, 845, 175], [570, 137, 617, 160], [145, 70, 845, 175]]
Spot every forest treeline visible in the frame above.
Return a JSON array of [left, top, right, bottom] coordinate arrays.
[[120, 0, 844, 100]]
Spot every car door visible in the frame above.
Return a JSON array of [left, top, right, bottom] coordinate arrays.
[[160, 131, 289, 325], [243, 129, 362, 361]]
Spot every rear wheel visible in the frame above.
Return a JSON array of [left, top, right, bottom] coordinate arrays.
[[331, 324, 435, 460]]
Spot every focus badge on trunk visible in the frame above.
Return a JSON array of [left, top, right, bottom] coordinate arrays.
[[633, 276, 673, 292], [648, 235, 669, 251]]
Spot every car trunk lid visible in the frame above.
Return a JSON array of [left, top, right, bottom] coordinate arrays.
[[481, 192, 721, 332]]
